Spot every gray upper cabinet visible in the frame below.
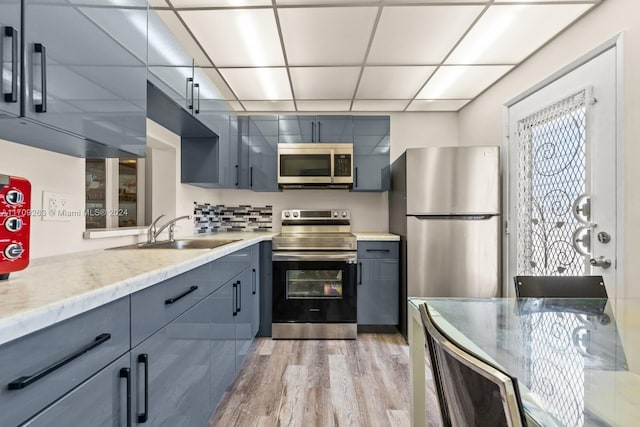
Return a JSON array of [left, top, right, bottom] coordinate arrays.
[[0, 0, 21, 117], [248, 116, 279, 192], [278, 115, 353, 143], [352, 116, 391, 192], [22, 0, 147, 156]]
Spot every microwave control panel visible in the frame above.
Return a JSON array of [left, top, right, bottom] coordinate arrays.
[[334, 154, 352, 177], [0, 175, 31, 280]]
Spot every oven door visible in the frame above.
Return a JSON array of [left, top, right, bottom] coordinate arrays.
[[272, 252, 357, 323]]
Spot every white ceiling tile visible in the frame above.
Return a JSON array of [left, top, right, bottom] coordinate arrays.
[[351, 100, 409, 111], [356, 66, 436, 99], [242, 100, 296, 111], [276, 0, 372, 4], [417, 65, 512, 99], [368, 6, 484, 65], [446, 4, 593, 64], [290, 67, 360, 99], [494, 0, 597, 2], [154, 11, 211, 66], [220, 68, 292, 100], [198, 68, 237, 100], [296, 100, 352, 111], [179, 9, 284, 67], [171, 0, 270, 7], [279, 7, 378, 66], [228, 101, 245, 111], [407, 99, 470, 112], [385, 0, 484, 2], [148, 0, 169, 7]]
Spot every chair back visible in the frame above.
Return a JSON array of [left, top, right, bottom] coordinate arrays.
[[419, 304, 525, 427], [513, 275, 607, 298]]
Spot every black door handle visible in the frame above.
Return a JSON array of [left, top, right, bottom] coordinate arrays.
[[358, 262, 362, 285], [232, 282, 238, 316], [4, 27, 18, 103], [164, 285, 198, 305], [194, 82, 200, 114], [252, 268, 256, 295], [318, 121, 321, 142], [366, 249, 390, 253], [119, 368, 132, 427], [355, 167, 358, 188], [186, 77, 193, 111], [34, 43, 47, 113], [235, 164, 239, 186], [237, 281, 242, 313], [137, 354, 149, 423], [250, 166, 253, 188], [7, 333, 111, 390], [311, 121, 315, 142]]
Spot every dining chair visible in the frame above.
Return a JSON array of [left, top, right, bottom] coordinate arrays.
[[419, 303, 527, 427], [513, 275, 608, 298]]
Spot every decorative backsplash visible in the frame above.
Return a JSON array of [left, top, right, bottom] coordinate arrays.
[[193, 203, 273, 233]]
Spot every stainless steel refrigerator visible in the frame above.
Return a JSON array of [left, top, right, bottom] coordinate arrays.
[[389, 147, 501, 336]]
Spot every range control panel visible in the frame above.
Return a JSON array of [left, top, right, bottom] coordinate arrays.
[[0, 175, 31, 280]]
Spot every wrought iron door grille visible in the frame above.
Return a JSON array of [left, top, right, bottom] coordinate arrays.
[[517, 90, 588, 276]]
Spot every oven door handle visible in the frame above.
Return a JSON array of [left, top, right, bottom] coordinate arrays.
[[272, 252, 357, 263]]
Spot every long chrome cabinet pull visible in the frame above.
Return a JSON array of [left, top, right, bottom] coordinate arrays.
[[137, 354, 149, 423], [164, 285, 198, 305], [7, 333, 111, 390], [119, 368, 132, 427], [194, 82, 200, 114], [4, 27, 18, 103], [34, 43, 47, 113]]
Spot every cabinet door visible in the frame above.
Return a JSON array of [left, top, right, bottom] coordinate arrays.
[[0, 0, 21, 117], [357, 258, 399, 325], [278, 115, 315, 143], [22, 354, 131, 427], [249, 115, 279, 192], [131, 296, 212, 427], [317, 115, 353, 143], [210, 280, 236, 405], [353, 116, 390, 192], [23, 0, 147, 155], [234, 268, 254, 369], [250, 244, 261, 337]]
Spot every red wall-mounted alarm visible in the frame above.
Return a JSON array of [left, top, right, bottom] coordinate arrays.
[[0, 175, 31, 280]]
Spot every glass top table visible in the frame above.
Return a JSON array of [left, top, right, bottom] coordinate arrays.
[[407, 297, 640, 427]]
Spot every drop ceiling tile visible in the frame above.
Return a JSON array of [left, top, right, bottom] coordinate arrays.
[[368, 6, 484, 65], [242, 100, 295, 111], [356, 66, 436, 99], [351, 100, 409, 111], [171, 0, 270, 7], [290, 67, 360, 99], [446, 4, 593, 64], [154, 11, 211, 66], [407, 99, 471, 112], [148, 0, 169, 7], [277, 0, 372, 4], [228, 101, 245, 111], [179, 9, 284, 67], [417, 65, 512, 99], [278, 7, 378, 66], [297, 100, 352, 111], [196, 68, 236, 100], [385, 0, 484, 2], [220, 68, 292, 100]]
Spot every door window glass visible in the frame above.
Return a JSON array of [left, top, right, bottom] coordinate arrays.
[[286, 270, 343, 299]]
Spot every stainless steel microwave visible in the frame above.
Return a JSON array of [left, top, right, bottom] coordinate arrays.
[[277, 143, 353, 189]]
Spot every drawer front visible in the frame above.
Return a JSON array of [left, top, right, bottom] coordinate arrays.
[[210, 246, 252, 292], [0, 298, 130, 427], [131, 263, 212, 347], [357, 241, 399, 259]]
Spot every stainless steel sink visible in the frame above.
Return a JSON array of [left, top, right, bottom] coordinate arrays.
[[109, 239, 240, 250]]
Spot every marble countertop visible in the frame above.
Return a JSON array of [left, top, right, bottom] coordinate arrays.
[[352, 232, 400, 241], [0, 232, 276, 346]]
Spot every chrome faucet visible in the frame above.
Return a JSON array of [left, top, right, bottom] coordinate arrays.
[[147, 214, 192, 243]]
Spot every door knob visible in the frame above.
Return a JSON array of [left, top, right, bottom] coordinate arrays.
[[597, 231, 611, 244], [589, 256, 611, 269]]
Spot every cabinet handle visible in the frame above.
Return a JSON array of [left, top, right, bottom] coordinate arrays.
[[186, 77, 193, 110], [250, 166, 253, 188], [137, 354, 149, 423], [232, 282, 238, 316], [7, 333, 111, 390], [318, 121, 321, 142], [366, 249, 390, 253], [235, 165, 239, 186], [237, 281, 242, 313], [4, 27, 18, 103], [119, 368, 132, 427], [311, 121, 315, 142], [194, 82, 200, 114], [164, 285, 198, 305], [358, 262, 362, 285], [34, 43, 47, 113], [252, 268, 256, 295], [355, 167, 358, 188]]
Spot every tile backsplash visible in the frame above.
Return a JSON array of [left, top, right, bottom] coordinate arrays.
[[193, 203, 273, 233]]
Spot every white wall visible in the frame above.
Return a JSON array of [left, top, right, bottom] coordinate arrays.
[[458, 0, 639, 296], [389, 112, 459, 162]]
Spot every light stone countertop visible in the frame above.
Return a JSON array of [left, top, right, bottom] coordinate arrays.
[[0, 232, 276, 347], [352, 232, 400, 241]]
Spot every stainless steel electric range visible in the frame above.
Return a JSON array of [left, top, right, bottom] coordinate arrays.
[[272, 209, 357, 339]]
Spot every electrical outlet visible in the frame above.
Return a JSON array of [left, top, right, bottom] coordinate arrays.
[[42, 191, 72, 222]]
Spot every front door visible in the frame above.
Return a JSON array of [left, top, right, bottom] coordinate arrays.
[[506, 46, 619, 297]]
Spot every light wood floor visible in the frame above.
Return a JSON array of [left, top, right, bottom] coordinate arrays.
[[209, 333, 443, 427]]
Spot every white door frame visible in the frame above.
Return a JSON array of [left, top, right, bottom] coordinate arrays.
[[501, 34, 625, 297]]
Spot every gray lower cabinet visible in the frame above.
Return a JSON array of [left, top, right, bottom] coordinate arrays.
[[210, 280, 237, 406], [250, 244, 260, 337], [22, 354, 131, 427], [357, 241, 399, 325]]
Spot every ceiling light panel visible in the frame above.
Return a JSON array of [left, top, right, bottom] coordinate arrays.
[[356, 66, 436, 99], [155, 11, 210, 66], [276, 0, 373, 4], [407, 99, 470, 112], [242, 100, 295, 111], [352, 100, 409, 111], [446, 4, 593, 64], [417, 65, 512, 99], [297, 100, 352, 111], [179, 9, 284, 67], [196, 68, 237, 100], [278, 7, 378, 66], [170, 0, 270, 7], [220, 68, 292, 100], [290, 67, 361, 99], [368, 6, 483, 65]]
